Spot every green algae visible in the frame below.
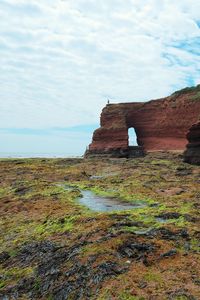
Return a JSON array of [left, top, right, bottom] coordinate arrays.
[[0, 155, 199, 299]]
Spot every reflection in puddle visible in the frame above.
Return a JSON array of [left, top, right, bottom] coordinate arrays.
[[155, 217, 169, 223], [78, 190, 145, 212], [60, 184, 146, 212]]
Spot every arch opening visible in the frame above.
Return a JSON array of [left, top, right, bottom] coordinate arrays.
[[128, 127, 138, 146]]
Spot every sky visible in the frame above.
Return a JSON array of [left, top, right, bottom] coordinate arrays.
[[0, 0, 200, 156]]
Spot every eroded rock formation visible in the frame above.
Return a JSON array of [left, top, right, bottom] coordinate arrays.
[[86, 85, 200, 157], [184, 121, 200, 165]]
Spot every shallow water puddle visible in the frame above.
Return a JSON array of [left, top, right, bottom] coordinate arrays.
[[78, 190, 146, 212], [60, 184, 146, 212]]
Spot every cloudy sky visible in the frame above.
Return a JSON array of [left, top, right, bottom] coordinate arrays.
[[0, 0, 200, 156]]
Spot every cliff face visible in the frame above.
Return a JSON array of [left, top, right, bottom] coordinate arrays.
[[184, 121, 200, 165], [87, 85, 200, 156]]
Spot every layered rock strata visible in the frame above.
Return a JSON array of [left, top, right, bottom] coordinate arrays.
[[86, 85, 200, 157], [184, 121, 200, 165]]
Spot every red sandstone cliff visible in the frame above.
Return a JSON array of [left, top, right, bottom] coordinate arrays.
[[87, 85, 200, 156]]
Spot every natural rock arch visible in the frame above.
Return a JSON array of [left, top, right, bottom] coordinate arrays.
[[85, 85, 200, 158]]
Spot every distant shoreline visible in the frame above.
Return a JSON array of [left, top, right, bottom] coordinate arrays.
[[0, 153, 83, 159]]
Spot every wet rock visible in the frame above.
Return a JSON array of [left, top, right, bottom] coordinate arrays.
[[17, 241, 58, 266], [14, 186, 31, 195], [16, 277, 35, 293], [93, 261, 126, 283], [1, 234, 129, 300], [52, 283, 77, 300], [156, 212, 181, 220], [168, 288, 196, 300], [109, 214, 131, 220], [111, 221, 143, 229], [184, 214, 197, 222], [149, 202, 160, 207], [0, 252, 10, 263], [118, 240, 155, 260], [156, 228, 189, 241], [36, 243, 87, 277], [95, 232, 122, 243], [160, 249, 177, 259], [52, 260, 127, 300], [0, 277, 35, 300], [140, 227, 190, 241]]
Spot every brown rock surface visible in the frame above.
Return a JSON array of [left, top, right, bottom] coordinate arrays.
[[86, 85, 200, 157], [184, 121, 200, 165]]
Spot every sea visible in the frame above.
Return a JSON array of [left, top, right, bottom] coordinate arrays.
[[0, 152, 82, 158]]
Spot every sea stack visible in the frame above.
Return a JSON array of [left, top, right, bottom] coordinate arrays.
[[184, 121, 200, 165]]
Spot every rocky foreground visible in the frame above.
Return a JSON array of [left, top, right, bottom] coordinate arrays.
[[0, 153, 200, 300]]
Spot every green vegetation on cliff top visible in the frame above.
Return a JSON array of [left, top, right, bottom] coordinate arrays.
[[172, 83, 200, 98]]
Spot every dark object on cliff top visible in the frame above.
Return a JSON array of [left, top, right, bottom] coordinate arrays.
[[184, 121, 200, 165]]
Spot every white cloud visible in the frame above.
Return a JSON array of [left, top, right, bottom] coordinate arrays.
[[0, 0, 200, 130]]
